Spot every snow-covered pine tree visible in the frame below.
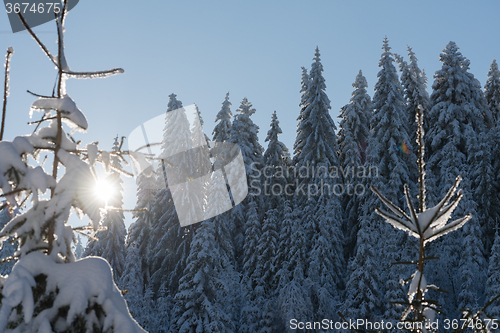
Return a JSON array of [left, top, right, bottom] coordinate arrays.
[[252, 209, 279, 333], [155, 287, 171, 333], [396, 46, 430, 149], [469, 126, 497, 255], [458, 210, 486, 312], [171, 219, 234, 333], [243, 199, 261, 283], [139, 285, 160, 332], [147, 93, 195, 296], [342, 215, 381, 323], [228, 97, 263, 269], [121, 241, 145, 325], [213, 92, 232, 143], [85, 136, 127, 279], [229, 97, 264, 193], [425, 42, 490, 315], [276, 203, 312, 330], [254, 111, 290, 302], [358, 37, 416, 322], [338, 70, 372, 260], [73, 234, 83, 260], [370, 37, 415, 214], [273, 200, 294, 291], [484, 59, 500, 252], [293, 47, 340, 187], [485, 59, 500, 123], [293, 46, 341, 259], [262, 111, 290, 212], [209, 94, 236, 268], [127, 149, 157, 290], [0, 4, 145, 331], [306, 191, 345, 321], [290, 46, 344, 323], [426, 42, 493, 191], [294, 66, 310, 155], [485, 230, 500, 321]]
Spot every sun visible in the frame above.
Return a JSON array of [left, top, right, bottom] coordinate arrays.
[[94, 178, 115, 204]]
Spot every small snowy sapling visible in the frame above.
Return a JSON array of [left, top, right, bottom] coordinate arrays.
[[0, 3, 151, 332]]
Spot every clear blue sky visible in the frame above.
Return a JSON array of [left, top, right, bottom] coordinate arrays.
[[2, 0, 500, 230]]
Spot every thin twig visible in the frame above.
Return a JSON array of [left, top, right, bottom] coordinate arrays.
[[28, 116, 57, 125], [17, 12, 57, 67], [1, 47, 14, 141], [416, 105, 426, 213], [0, 188, 26, 198], [27, 90, 54, 98]]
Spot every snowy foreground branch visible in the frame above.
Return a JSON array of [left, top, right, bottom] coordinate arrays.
[[0, 3, 148, 332], [371, 106, 472, 332]]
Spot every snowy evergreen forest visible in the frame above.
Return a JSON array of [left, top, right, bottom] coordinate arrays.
[[73, 38, 500, 332], [1, 6, 500, 330]]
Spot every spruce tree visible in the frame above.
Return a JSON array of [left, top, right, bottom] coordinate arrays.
[[228, 97, 263, 269], [254, 208, 279, 292], [291, 47, 344, 322], [469, 128, 497, 254], [397, 46, 430, 151], [148, 93, 195, 296], [213, 92, 232, 142], [293, 47, 340, 180], [426, 42, 492, 195], [426, 42, 490, 314], [128, 167, 156, 288], [171, 220, 234, 333], [338, 70, 372, 260], [273, 200, 294, 290], [209, 94, 235, 267], [342, 216, 381, 322], [485, 59, 500, 123], [359, 37, 416, 321], [121, 241, 145, 324], [262, 111, 290, 212], [243, 199, 261, 281], [485, 230, 500, 320]]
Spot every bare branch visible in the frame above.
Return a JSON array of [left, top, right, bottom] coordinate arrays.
[[1, 47, 14, 141], [64, 68, 124, 79], [17, 13, 57, 67], [371, 185, 412, 222], [27, 90, 54, 98]]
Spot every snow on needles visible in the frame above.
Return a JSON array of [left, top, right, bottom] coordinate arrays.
[[0, 252, 146, 333]]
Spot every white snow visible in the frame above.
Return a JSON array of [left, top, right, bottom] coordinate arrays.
[[29, 120, 77, 152], [86, 143, 98, 166], [31, 95, 88, 131], [129, 152, 153, 178], [101, 151, 110, 173], [408, 270, 427, 303], [0, 252, 146, 332], [53, 150, 102, 229]]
